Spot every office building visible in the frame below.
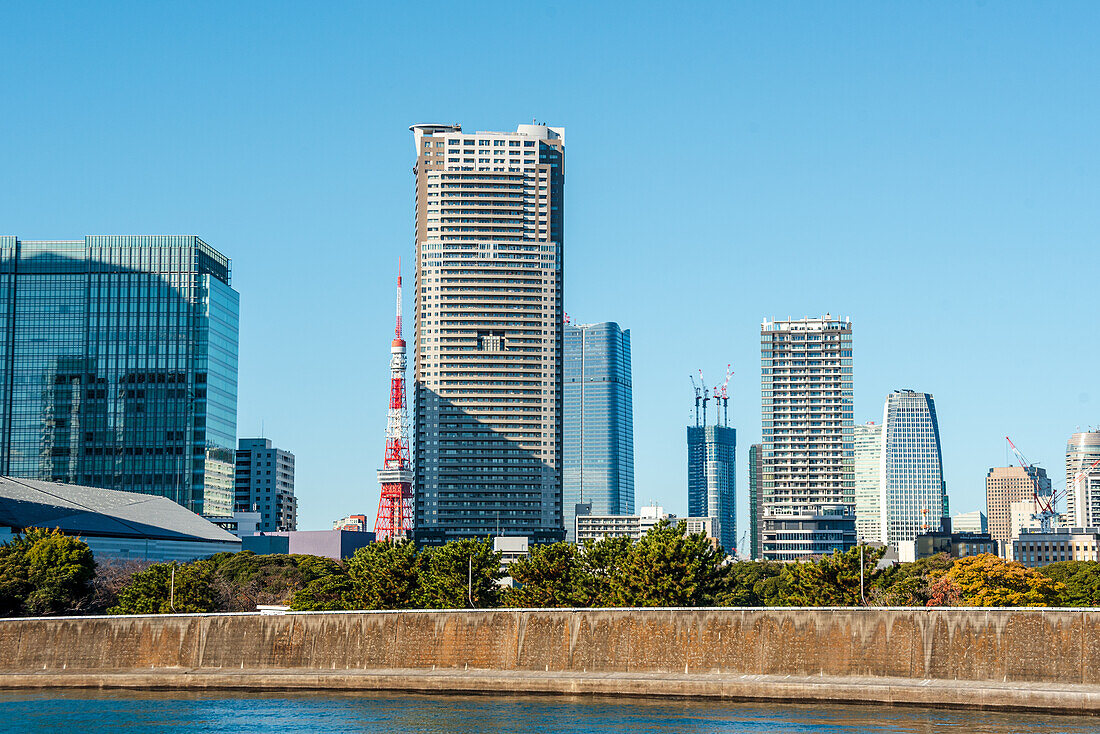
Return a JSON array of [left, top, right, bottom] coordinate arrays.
[[0, 477, 240, 561], [897, 531, 997, 563], [410, 122, 565, 545], [1066, 430, 1100, 527], [853, 421, 882, 542], [687, 374, 736, 553], [879, 390, 948, 545], [986, 465, 1050, 548], [574, 504, 717, 545], [333, 514, 369, 532], [1013, 527, 1100, 567], [235, 438, 296, 532], [760, 315, 854, 560], [761, 504, 857, 559], [563, 321, 634, 541], [951, 510, 987, 534], [242, 530, 374, 560], [0, 235, 238, 515], [748, 443, 763, 559]]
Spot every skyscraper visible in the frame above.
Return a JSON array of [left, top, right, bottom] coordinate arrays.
[[853, 421, 883, 542], [563, 321, 634, 542], [748, 443, 763, 559], [410, 123, 565, 544], [760, 315, 854, 560], [1066, 430, 1100, 527], [879, 390, 947, 545], [0, 235, 239, 515], [687, 381, 736, 554], [234, 438, 296, 532], [986, 465, 1051, 548]]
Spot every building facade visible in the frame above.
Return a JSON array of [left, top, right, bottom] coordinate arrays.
[[853, 421, 882, 542], [410, 123, 565, 545], [687, 424, 737, 554], [563, 321, 634, 541], [574, 504, 717, 545], [761, 504, 857, 559], [748, 443, 763, 559], [950, 510, 987, 534], [879, 390, 947, 545], [235, 438, 296, 532], [760, 315, 854, 560], [1066, 430, 1100, 528], [985, 465, 1051, 549], [1013, 527, 1100, 567], [0, 235, 238, 515], [897, 531, 997, 563]]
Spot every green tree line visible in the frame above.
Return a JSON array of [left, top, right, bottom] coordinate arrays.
[[2, 520, 1098, 615]]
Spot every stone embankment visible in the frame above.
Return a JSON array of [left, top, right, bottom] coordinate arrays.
[[1, 607, 1099, 713]]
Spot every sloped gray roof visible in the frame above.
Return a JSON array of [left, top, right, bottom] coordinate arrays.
[[0, 477, 239, 544]]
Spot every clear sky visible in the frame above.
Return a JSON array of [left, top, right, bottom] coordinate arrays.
[[3, 1, 1098, 533]]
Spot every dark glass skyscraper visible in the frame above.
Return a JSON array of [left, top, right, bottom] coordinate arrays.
[[563, 321, 634, 541], [0, 236, 239, 515], [687, 381, 737, 554]]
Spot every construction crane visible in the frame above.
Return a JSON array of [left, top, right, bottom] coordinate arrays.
[[1068, 457, 1100, 526], [689, 375, 703, 427], [712, 364, 733, 428], [1005, 436, 1060, 533], [698, 370, 711, 425]]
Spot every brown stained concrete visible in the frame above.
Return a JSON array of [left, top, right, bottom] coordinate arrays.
[[0, 608, 1098, 713]]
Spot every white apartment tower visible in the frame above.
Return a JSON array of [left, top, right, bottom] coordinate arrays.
[[410, 122, 565, 544], [1066, 430, 1100, 528], [760, 315, 855, 560]]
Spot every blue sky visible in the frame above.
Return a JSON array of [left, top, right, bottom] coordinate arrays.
[[3, 1, 1098, 533]]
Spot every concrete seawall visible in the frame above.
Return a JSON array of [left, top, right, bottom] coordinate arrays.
[[1, 607, 1099, 713]]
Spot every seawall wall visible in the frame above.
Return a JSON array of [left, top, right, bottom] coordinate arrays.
[[1, 607, 1098, 712]]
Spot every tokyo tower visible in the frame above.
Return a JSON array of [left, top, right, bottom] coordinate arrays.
[[374, 260, 414, 541]]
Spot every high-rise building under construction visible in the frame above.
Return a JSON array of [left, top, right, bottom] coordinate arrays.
[[410, 122, 565, 544], [760, 315, 855, 560], [687, 370, 736, 554]]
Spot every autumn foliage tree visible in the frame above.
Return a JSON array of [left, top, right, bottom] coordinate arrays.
[[930, 554, 1064, 607]]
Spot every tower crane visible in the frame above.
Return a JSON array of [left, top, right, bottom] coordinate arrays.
[[698, 370, 710, 425], [1005, 436, 1061, 533], [713, 364, 733, 427], [689, 375, 702, 427]]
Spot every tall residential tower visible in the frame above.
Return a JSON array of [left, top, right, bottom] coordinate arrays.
[[0, 236, 239, 515], [760, 315, 854, 560], [410, 123, 565, 544], [563, 321, 634, 542], [1066, 430, 1100, 528]]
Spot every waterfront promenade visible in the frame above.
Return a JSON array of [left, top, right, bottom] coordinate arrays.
[[1, 607, 1099, 714]]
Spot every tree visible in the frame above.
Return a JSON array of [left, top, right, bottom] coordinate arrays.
[[607, 520, 726, 607], [290, 573, 357, 611], [345, 540, 420, 609], [414, 538, 502, 609], [579, 535, 632, 606], [0, 528, 95, 616], [204, 551, 345, 610], [716, 560, 786, 607], [781, 545, 885, 607], [505, 541, 590, 607], [1039, 561, 1100, 606], [108, 561, 217, 614], [934, 554, 1063, 607], [872, 553, 955, 606]]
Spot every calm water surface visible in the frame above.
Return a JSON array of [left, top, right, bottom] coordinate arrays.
[[0, 691, 1096, 733]]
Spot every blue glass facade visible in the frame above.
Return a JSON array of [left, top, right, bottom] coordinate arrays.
[[563, 322, 634, 541], [687, 424, 736, 553], [0, 236, 239, 515], [880, 390, 946, 544]]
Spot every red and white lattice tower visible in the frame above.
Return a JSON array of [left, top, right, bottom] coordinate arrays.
[[374, 260, 414, 541]]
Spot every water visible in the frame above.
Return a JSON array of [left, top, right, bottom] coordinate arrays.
[[0, 691, 1096, 733]]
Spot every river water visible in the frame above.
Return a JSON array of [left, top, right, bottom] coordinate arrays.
[[0, 691, 1096, 733]]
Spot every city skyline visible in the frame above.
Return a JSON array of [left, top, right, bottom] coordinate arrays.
[[4, 3, 1100, 530]]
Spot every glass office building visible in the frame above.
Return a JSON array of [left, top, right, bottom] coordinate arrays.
[[563, 321, 634, 541], [0, 236, 239, 515], [853, 421, 883, 542], [879, 390, 947, 544], [687, 424, 736, 554]]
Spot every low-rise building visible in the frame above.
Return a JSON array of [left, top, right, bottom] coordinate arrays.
[[242, 529, 374, 560], [575, 504, 717, 546], [950, 510, 988, 534], [897, 531, 997, 563], [0, 477, 240, 561], [333, 514, 369, 532], [1012, 527, 1100, 567], [762, 504, 857, 561]]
